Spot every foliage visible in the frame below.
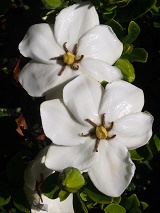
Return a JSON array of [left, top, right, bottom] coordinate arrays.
[[0, 0, 160, 212]]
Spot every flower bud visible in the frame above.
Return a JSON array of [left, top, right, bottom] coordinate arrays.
[[58, 167, 85, 193]]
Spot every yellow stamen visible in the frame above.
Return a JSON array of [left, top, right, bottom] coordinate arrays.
[[63, 52, 75, 65], [96, 126, 108, 139]]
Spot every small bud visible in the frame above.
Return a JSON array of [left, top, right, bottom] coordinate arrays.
[[58, 167, 85, 193]]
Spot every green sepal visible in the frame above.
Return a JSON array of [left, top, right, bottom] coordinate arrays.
[[58, 167, 85, 193], [6, 152, 26, 187], [0, 181, 11, 206], [13, 189, 31, 213], [121, 21, 140, 44], [114, 58, 135, 82], [73, 192, 88, 213], [40, 172, 60, 199], [104, 203, 126, 213], [58, 190, 70, 202], [115, 0, 157, 22], [122, 48, 148, 63]]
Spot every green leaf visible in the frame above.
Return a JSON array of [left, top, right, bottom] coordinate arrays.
[[84, 188, 113, 204], [129, 149, 144, 161], [13, 189, 31, 213], [0, 0, 11, 15], [153, 134, 160, 151], [73, 192, 88, 213], [122, 48, 148, 63], [41, 0, 62, 9], [0, 181, 11, 206], [114, 58, 135, 82], [7, 153, 26, 187], [104, 204, 126, 213], [121, 21, 140, 44], [121, 194, 140, 210], [115, 0, 156, 22], [107, 19, 124, 39], [140, 201, 149, 210], [40, 172, 60, 199], [128, 207, 141, 213], [130, 145, 153, 161]]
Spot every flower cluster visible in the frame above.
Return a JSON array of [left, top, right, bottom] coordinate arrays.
[[19, 1, 153, 212]]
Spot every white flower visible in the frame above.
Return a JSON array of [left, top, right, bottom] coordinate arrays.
[[18, 1, 123, 99], [40, 74, 154, 197], [24, 146, 74, 213]]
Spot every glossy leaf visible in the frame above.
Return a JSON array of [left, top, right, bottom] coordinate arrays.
[[13, 189, 31, 213], [0, 181, 11, 206], [130, 145, 153, 161], [84, 188, 113, 204], [121, 194, 140, 210], [41, 0, 62, 9], [73, 192, 88, 213], [115, 0, 156, 22], [114, 58, 135, 82], [122, 48, 148, 63], [107, 19, 124, 39], [104, 204, 126, 213], [121, 21, 140, 44], [153, 134, 160, 151], [40, 172, 60, 199]]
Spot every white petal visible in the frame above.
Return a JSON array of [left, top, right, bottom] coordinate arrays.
[[45, 141, 98, 172], [24, 186, 74, 213], [40, 99, 90, 146], [19, 61, 80, 97], [110, 112, 154, 150], [99, 80, 144, 122], [24, 146, 53, 190], [79, 58, 122, 82], [19, 23, 63, 63], [88, 140, 135, 197], [54, 2, 99, 50], [78, 25, 123, 65], [63, 74, 103, 126]]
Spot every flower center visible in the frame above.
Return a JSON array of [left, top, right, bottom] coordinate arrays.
[[96, 126, 108, 139], [80, 114, 116, 152], [63, 52, 75, 65], [50, 42, 84, 76]]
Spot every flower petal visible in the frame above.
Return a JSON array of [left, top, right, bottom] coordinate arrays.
[[78, 25, 123, 65], [54, 2, 99, 50], [19, 61, 80, 97], [45, 141, 98, 172], [19, 23, 63, 63], [63, 74, 103, 126], [40, 99, 90, 146], [110, 112, 154, 150], [79, 58, 122, 82], [24, 146, 53, 190], [99, 80, 144, 122], [88, 140, 135, 197]]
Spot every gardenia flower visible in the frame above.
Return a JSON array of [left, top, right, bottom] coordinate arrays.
[[24, 146, 74, 213], [40, 74, 153, 197], [18, 1, 123, 99]]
